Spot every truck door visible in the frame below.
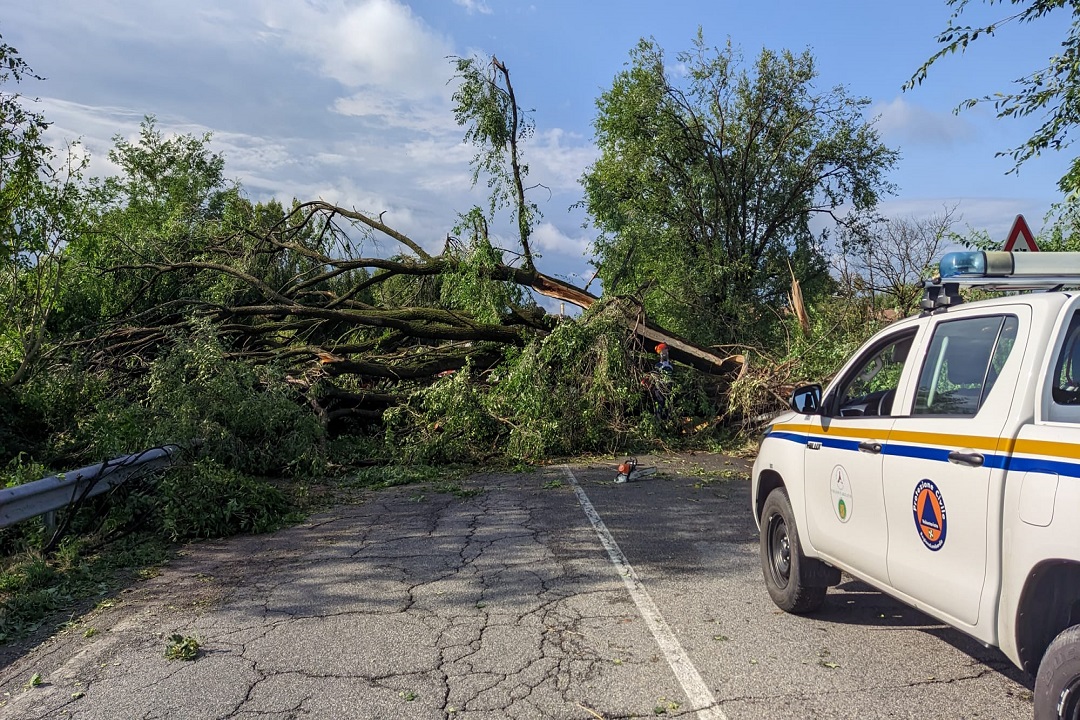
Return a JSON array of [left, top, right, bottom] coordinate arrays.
[[804, 327, 918, 584], [882, 307, 1027, 628]]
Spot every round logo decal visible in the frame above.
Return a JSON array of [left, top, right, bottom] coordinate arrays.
[[912, 479, 947, 551], [830, 466, 853, 523]]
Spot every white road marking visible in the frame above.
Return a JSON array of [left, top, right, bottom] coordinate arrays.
[[561, 465, 728, 720]]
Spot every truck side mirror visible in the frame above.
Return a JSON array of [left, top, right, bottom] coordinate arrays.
[[789, 384, 822, 414]]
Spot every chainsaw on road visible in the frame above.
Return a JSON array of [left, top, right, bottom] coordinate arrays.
[[614, 457, 657, 484]]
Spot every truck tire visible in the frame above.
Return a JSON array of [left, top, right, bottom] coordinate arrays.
[[1036, 624, 1080, 719], [760, 487, 827, 614]]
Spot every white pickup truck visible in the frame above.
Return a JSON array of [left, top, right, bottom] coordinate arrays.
[[752, 250, 1080, 719]]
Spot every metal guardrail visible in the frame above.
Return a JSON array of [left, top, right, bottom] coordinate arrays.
[[0, 445, 183, 529]]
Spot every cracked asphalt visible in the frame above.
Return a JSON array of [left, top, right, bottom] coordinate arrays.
[[0, 454, 1034, 719]]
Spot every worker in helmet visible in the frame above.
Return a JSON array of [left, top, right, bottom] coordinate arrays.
[[645, 342, 674, 418], [655, 343, 673, 373]]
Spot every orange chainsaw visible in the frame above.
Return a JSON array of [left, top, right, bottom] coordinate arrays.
[[614, 457, 657, 484]]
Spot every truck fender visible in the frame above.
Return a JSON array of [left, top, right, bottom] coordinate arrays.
[[1016, 559, 1080, 675], [755, 468, 840, 588]]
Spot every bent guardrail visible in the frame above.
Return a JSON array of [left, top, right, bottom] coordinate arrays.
[[0, 445, 183, 529]]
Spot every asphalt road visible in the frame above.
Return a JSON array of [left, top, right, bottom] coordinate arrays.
[[0, 454, 1034, 719]]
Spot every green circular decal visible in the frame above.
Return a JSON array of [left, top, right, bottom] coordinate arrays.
[[830, 466, 853, 523]]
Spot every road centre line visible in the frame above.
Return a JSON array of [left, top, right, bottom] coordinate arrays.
[[561, 466, 727, 720]]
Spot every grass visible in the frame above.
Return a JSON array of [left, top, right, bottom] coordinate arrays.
[[337, 465, 482, 500], [430, 481, 483, 499], [0, 530, 171, 643]]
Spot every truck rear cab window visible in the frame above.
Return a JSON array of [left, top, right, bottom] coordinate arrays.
[[913, 315, 1019, 417], [1053, 311, 1080, 406]]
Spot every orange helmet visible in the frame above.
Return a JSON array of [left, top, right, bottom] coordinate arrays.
[[655, 342, 667, 354]]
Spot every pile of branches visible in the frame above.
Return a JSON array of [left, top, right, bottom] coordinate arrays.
[[75, 201, 744, 433]]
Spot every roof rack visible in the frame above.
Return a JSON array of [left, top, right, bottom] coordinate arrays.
[[920, 251, 1080, 314]]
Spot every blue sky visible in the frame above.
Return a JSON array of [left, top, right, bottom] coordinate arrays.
[[3, 0, 1073, 288]]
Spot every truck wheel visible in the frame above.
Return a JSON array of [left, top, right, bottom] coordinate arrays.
[[1036, 624, 1080, 719], [760, 487, 826, 614]]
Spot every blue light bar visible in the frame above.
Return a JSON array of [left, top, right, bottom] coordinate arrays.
[[939, 251, 1080, 279], [939, 251, 986, 278]]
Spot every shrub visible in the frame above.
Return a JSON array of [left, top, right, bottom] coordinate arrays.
[[158, 459, 294, 541], [64, 322, 325, 477]]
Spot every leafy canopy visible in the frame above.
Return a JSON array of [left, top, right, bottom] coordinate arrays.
[[583, 33, 898, 347], [0, 34, 91, 389], [451, 56, 539, 272]]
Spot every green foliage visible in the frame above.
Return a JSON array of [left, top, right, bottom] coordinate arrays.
[[2, 453, 48, 488], [1034, 198, 1080, 251], [164, 633, 201, 661], [0, 34, 93, 390], [490, 307, 642, 458], [59, 117, 234, 325], [728, 295, 886, 425], [385, 359, 505, 464], [11, 357, 109, 465], [324, 434, 384, 472], [451, 55, 539, 271], [909, 0, 1080, 192], [385, 304, 692, 462], [583, 33, 897, 348], [159, 460, 293, 541], [441, 208, 529, 323], [69, 322, 325, 477]]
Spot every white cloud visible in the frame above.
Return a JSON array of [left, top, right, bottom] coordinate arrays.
[[36, 99, 147, 179], [261, 0, 455, 101], [878, 196, 1049, 243], [528, 128, 598, 193], [14, 0, 598, 283], [453, 0, 493, 15], [532, 221, 591, 257], [332, 90, 457, 134], [871, 97, 975, 147]]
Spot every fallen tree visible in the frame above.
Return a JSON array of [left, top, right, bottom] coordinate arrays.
[[13, 57, 758, 470], [80, 199, 745, 432]]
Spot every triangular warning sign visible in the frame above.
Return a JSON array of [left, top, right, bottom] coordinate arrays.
[[920, 498, 940, 530], [1003, 214, 1040, 252]]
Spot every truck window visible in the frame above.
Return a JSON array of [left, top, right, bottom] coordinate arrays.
[[1052, 311, 1080, 406], [832, 332, 915, 417], [913, 315, 1019, 417]]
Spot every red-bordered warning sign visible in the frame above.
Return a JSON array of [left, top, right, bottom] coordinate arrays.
[[912, 479, 947, 551], [1003, 214, 1040, 252]]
